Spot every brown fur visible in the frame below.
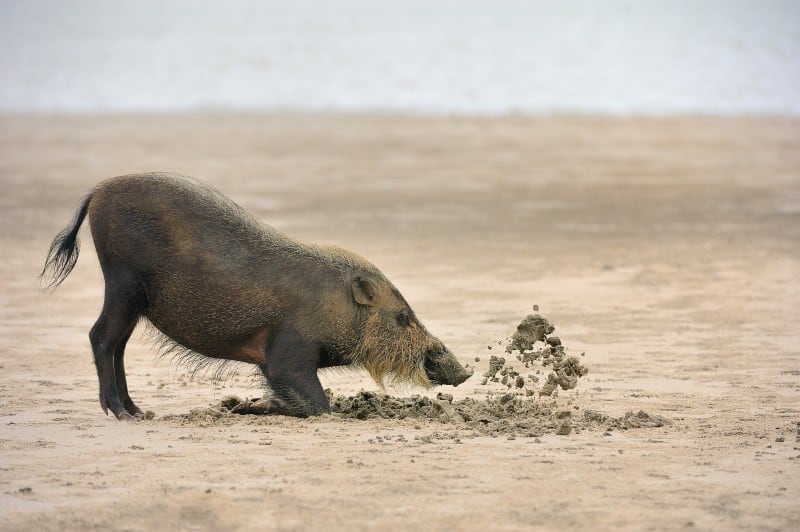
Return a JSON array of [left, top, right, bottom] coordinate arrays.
[[351, 309, 434, 389]]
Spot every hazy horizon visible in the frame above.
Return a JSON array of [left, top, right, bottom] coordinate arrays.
[[2, 0, 798, 115]]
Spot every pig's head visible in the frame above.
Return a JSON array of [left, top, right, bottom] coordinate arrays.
[[349, 275, 473, 388]]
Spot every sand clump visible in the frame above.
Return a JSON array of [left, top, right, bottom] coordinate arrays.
[[480, 309, 589, 398], [192, 308, 667, 437], [506, 310, 555, 352]]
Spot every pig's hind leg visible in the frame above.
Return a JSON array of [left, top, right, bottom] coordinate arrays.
[[89, 268, 147, 420], [113, 324, 143, 416]]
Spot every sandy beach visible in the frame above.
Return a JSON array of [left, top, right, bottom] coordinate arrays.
[[0, 114, 798, 530]]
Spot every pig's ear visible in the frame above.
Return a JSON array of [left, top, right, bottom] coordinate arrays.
[[352, 277, 378, 306]]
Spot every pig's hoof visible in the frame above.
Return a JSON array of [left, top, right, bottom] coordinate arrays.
[[101, 395, 136, 420], [249, 398, 282, 415], [124, 401, 143, 416], [230, 397, 287, 415], [116, 411, 136, 421]]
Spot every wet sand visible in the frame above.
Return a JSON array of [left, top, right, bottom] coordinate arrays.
[[1, 114, 798, 530]]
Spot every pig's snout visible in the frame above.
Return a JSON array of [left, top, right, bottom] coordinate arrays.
[[450, 365, 474, 386], [424, 348, 474, 387]]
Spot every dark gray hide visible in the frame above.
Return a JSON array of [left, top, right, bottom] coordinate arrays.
[[40, 173, 473, 419]]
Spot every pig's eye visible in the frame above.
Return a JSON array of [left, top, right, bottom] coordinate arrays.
[[396, 312, 411, 328]]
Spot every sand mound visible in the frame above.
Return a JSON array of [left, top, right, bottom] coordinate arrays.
[[171, 391, 666, 438], [189, 308, 667, 437]]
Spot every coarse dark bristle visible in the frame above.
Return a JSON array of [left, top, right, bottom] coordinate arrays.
[[143, 320, 262, 389]]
